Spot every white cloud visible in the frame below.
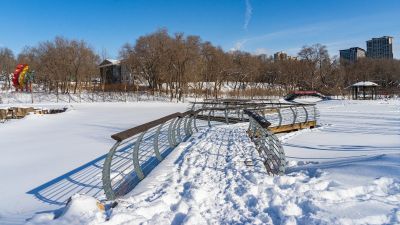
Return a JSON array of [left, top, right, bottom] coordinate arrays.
[[254, 48, 268, 55], [232, 13, 400, 57], [230, 40, 247, 51], [230, 16, 374, 53], [244, 0, 252, 30], [232, 25, 325, 51]]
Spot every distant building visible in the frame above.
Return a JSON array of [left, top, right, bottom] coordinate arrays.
[[366, 36, 393, 59], [99, 59, 122, 84], [339, 47, 366, 63], [274, 51, 297, 61], [274, 51, 288, 61], [99, 59, 133, 85]]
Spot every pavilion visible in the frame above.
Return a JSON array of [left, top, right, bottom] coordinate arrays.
[[349, 81, 379, 100]]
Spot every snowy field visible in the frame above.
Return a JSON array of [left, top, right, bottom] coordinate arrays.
[[1, 99, 399, 224], [0, 102, 187, 224]]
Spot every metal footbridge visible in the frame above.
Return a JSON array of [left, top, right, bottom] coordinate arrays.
[[28, 99, 318, 205]]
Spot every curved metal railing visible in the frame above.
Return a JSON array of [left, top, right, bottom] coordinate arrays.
[[245, 110, 286, 175], [102, 101, 318, 200], [190, 101, 319, 128], [102, 111, 198, 200]]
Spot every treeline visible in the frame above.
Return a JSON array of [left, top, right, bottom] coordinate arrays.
[[1, 29, 399, 100]]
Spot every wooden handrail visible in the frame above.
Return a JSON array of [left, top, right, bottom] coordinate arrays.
[[111, 112, 183, 141], [111, 109, 203, 141], [243, 109, 272, 128]]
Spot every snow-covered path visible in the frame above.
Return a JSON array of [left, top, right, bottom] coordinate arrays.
[[108, 124, 268, 224]]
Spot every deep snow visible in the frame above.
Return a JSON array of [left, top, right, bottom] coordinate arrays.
[[1, 99, 400, 224], [0, 102, 187, 224]]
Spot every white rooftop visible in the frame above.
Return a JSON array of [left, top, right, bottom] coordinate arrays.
[[99, 59, 121, 68], [351, 81, 379, 87], [106, 59, 120, 65]]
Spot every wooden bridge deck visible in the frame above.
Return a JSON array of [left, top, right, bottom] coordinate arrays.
[[268, 121, 317, 134], [196, 115, 316, 134]]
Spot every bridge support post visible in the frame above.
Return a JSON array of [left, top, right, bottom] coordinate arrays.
[[277, 108, 283, 127], [183, 115, 190, 137], [225, 105, 229, 124], [171, 118, 180, 145], [290, 107, 297, 125], [302, 106, 308, 123], [168, 118, 177, 147], [102, 141, 121, 200], [133, 131, 146, 180], [154, 123, 164, 161], [176, 117, 183, 143], [207, 109, 212, 127]]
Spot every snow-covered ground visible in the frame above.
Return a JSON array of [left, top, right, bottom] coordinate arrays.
[[1, 99, 399, 224], [0, 102, 187, 224]]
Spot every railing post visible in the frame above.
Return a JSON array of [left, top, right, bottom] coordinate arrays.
[[248, 118, 255, 137], [176, 117, 183, 143], [290, 107, 296, 125], [267, 134, 273, 155], [171, 117, 181, 145], [102, 141, 121, 200], [133, 132, 146, 180], [168, 118, 176, 147], [225, 104, 229, 124], [153, 123, 164, 161], [277, 108, 282, 127], [302, 106, 308, 123], [183, 115, 190, 137], [187, 113, 196, 134], [251, 118, 257, 137], [207, 109, 212, 127]]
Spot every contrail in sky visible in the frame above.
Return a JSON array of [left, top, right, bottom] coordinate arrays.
[[244, 0, 252, 30]]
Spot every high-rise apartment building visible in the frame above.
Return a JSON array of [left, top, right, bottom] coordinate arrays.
[[339, 47, 366, 63], [366, 36, 393, 59]]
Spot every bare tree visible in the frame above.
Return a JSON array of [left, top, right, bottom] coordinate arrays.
[[0, 47, 16, 89]]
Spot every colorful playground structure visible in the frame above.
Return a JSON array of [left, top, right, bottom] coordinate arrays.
[[12, 64, 34, 92]]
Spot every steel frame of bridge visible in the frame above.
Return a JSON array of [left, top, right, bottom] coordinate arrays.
[[102, 100, 318, 200]]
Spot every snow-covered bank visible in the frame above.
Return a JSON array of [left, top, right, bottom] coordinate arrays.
[[0, 102, 187, 224], [0, 90, 175, 105]]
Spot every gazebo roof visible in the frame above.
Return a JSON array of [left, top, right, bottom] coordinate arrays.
[[351, 81, 379, 87], [99, 59, 121, 68]]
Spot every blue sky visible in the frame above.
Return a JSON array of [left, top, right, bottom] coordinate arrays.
[[1, 0, 399, 59]]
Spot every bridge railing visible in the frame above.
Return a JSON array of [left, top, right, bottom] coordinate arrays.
[[102, 102, 318, 200], [102, 111, 198, 200], [190, 101, 319, 128], [255, 105, 318, 128], [245, 110, 286, 175]]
